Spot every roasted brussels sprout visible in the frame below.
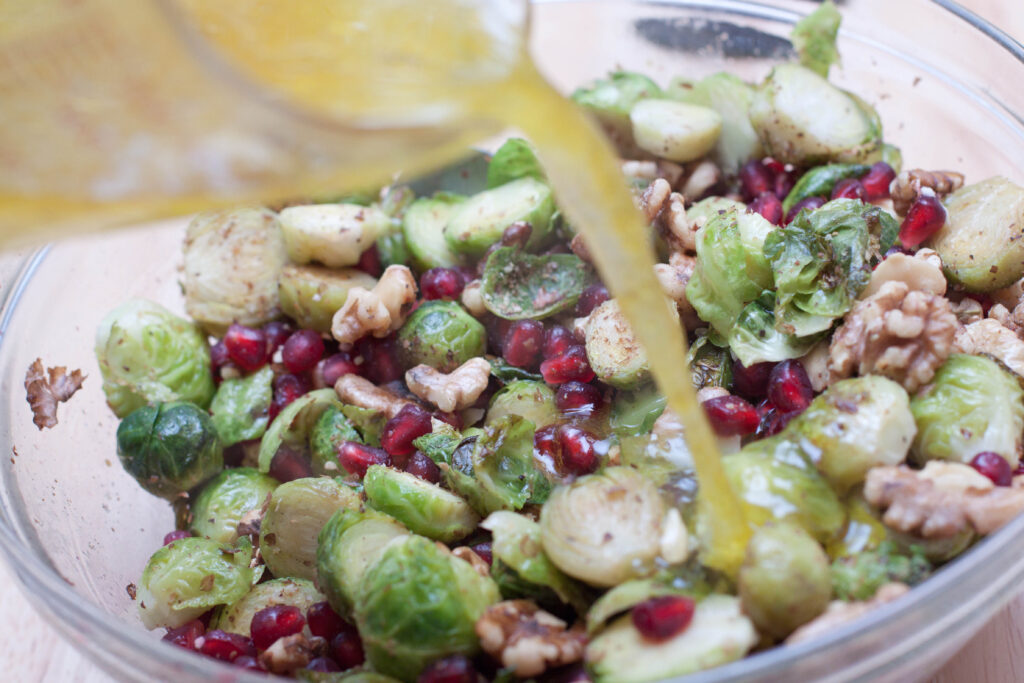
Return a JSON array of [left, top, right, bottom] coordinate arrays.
[[353, 535, 501, 681], [686, 196, 746, 227], [629, 99, 722, 163], [116, 401, 223, 499], [826, 494, 889, 560], [480, 248, 589, 320], [182, 208, 288, 334], [212, 577, 324, 636], [310, 404, 363, 475], [790, 0, 841, 77], [584, 299, 652, 390], [279, 203, 394, 267], [571, 71, 663, 155], [738, 523, 831, 640], [402, 194, 467, 271], [395, 301, 486, 373], [136, 536, 259, 629], [668, 72, 762, 174], [910, 354, 1024, 469], [486, 138, 547, 189], [486, 380, 558, 429], [258, 389, 341, 473], [261, 476, 361, 581], [364, 465, 479, 543], [831, 541, 931, 602], [95, 299, 215, 417], [209, 366, 273, 447], [443, 178, 556, 257], [279, 265, 379, 334], [190, 467, 279, 544], [610, 383, 666, 438]]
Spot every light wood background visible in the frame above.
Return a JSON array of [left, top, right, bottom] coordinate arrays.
[[1, 0, 1021, 680]]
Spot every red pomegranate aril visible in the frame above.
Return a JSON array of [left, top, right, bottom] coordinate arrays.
[[767, 360, 814, 413], [784, 195, 826, 225], [224, 323, 269, 372], [282, 329, 326, 374], [558, 425, 599, 475], [307, 602, 347, 640], [263, 320, 294, 355], [575, 284, 611, 317], [861, 161, 897, 201], [251, 604, 306, 650], [534, 424, 559, 460], [470, 541, 493, 566], [702, 395, 760, 436], [337, 441, 390, 479], [209, 340, 230, 372], [196, 629, 255, 662], [433, 410, 463, 430], [421, 268, 465, 301], [898, 190, 947, 248], [831, 177, 867, 201], [356, 245, 383, 277], [501, 221, 533, 249], [273, 373, 311, 412], [543, 325, 574, 359], [774, 167, 798, 200], [331, 628, 366, 670], [739, 160, 774, 200], [970, 452, 1013, 487], [632, 595, 696, 642], [233, 655, 265, 671], [358, 336, 403, 384], [970, 293, 994, 317], [162, 620, 205, 650], [417, 655, 480, 683], [381, 404, 433, 457], [756, 407, 797, 438], [540, 346, 595, 384], [307, 657, 342, 673], [485, 317, 513, 356], [318, 352, 360, 387], [504, 319, 545, 368], [268, 447, 313, 483], [732, 360, 775, 400], [748, 191, 783, 226], [163, 529, 191, 546], [555, 381, 603, 417], [405, 451, 442, 483]]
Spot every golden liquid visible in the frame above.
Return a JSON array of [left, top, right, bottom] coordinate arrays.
[[0, 0, 749, 573]]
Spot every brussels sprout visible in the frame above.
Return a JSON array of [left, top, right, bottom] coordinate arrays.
[[376, 231, 410, 269], [480, 247, 589, 320], [395, 301, 486, 373], [831, 541, 931, 602], [781, 163, 870, 215], [928, 177, 1024, 292], [486, 380, 558, 429], [190, 467, 279, 544], [688, 336, 733, 390], [585, 596, 757, 683], [443, 178, 556, 257], [826, 494, 889, 560], [610, 383, 666, 437], [668, 72, 762, 174], [116, 401, 223, 499], [136, 536, 259, 629], [310, 405, 363, 475], [279, 204, 394, 267], [787, 376, 916, 493], [790, 0, 841, 77], [278, 265, 379, 334], [910, 354, 1024, 468], [738, 523, 830, 640], [182, 208, 289, 334], [209, 366, 274, 447], [629, 99, 722, 163], [261, 477, 361, 581], [341, 404, 389, 448], [540, 467, 668, 587], [487, 138, 546, 189], [258, 389, 340, 473], [354, 535, 501, 681], [584, 299, 653, 390], [95, 299, 215, 417], [729, 293, 820, 367], [585, 578, 694, 635], [401, 194, 467, 271], [317, 509, 409, 616], [686, 196, 746, 228], [212, 577, 324, 636], [749, 64, 881, 165], [889, 527, 975, 564], [571, 72, 663, 155], [364, 465, 479, 543]]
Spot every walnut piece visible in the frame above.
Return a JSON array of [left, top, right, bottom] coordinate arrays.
[[405, 358, 491, 413], [258, 633, 325, 675], [950, 298, 984, 326], [620, 159, 685, 188], [654, 252, 700, 329], [829, 281, 956, 392], [786, 583, 909, 645], [333, 374, 412, 419], [680, 160, 720, 200], [476, 600, 586, 678], [24, 359, 86, 430], [890, 169, 965, 215], [636, 178, 696, 253], [991, 277, 1024, 311], [860, 249, 946, 299], [800, 340, 832, 393], [988, 302, 1024, 338], [953, 319, 1024, 376], [331, 265, 417, 346], [452, 546, 491, 578]]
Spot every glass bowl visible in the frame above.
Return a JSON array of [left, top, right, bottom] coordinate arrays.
[[2, 1, 1023, 681]]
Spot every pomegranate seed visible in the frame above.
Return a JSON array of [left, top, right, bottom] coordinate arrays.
[[702, 395, 760, 436], [209, 341, 230, 372], [970, 293, 994, 317], [575, 284, 611, 317], [273, 373, 311, 414], [739, 160, 774, 200], [233, 655, 265, 671], [405, 451, 442, 484], [748, 191, 783, 226], [784, 196, 826, 225], [318, 352, 360, 387], [555, 381, 604, 417], [282, 330, 325, 374], [732, 360, 775, 400], [421, 268, 465, 301], [162, 530, 191, 546], [756, 407, 797, 438], [417, 655, 480, 683], [831, 177, 867, 201], [251, 604, 306, 650], [767, 360, 814, 413], [331, 627, 365, 670], [307, 657, 342, 672], [534, 424, 559, 460], [762, 158, 785, 176], [470, 541, 493, 566], [504, 320, 545, 368], [268, 447, 313, 483], [381, 404, 433, 457], [337, 441, 390, 479], [543, 325, 574, 359], [358, 336, 403, 384], [860, 162, 897, 201], [162, 620, 205, 650], [485, 316, 514, 356], [632, 595, 696, 642], [558, 425, 599, 475], [263, 320, 294, 355], [224, 323, 268, 372], [433, 411, 463, 430], [307, 602, 347, 641], [774, 167, 798, 200], [898, 190, 947, 248], [540, 346, 595, 384], [196, 629, 255, 662], [356, 245, 382, 277], [970, 452, 1013, 486]]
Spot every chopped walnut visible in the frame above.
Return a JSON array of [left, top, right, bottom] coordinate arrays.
[[800, 341, 832, 393], [334, 374, 412, 419], [452, 546, 491, 578], [258, 633, 325, 675], [405, 357, 491, 413], [236, 494, 270, 546], [331, 265, 417, 346], [681, 160, 720, 200], [476, 601, 587, 678], [860, 249, 946, 299], [991, 278, 1024, 311], [636, 178, 696, 253], [25, 359, 86, 430], [829, 281, 957, 392], [953, 319, 1024, 376], [786, 583, 909, 645], [461, 279, 487, 317], [950, 298, 984, 326], [654, 252, 700, 329], [620, 159, 685, 188], [890, 169, 965, 215], [695, 386, 729, 403], [988, 302, 1024, 338]]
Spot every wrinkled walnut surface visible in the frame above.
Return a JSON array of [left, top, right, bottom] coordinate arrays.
[[331, 265, 417, 346], [333, 374, 412, 419], [476, 600, 586, 677], [405, 357, 491, 413], [890, 169, 965, 215], [954, 319, 1024, 377], [24, 359, 85, 430]]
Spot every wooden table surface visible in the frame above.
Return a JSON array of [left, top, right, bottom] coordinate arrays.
[[1, 0, 1022, 681]]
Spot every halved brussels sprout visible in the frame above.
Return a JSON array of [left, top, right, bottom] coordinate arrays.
[[279, 204, 394, 267], [261, 477, 361, 581], [443, 178, 556, 257], [395, 301, 486, 373], [629, 99, 722, 163], [831, 540, 931, 602], [485, 380, 558, 429], [279, 265, 378, 334], [136, 536, 259, 629], [401, 194, 467, 271], [95, 299, 215, 417], [190, 467, 279, 544], [480, 247, 589, 320], [668, 72, 762, 174], [258, 389, 340, 473], [572, 71, 663, 155], [487, 138, 547, 189], [376, 231, 410, 269], [354, 535, 501, 681], [364, 465, 479, 543], [826, 494, 889, 560], [209, 366, 274, 447], [790, 0, 841, 77], [212, 577, 324, 636], [584, 299, 652, 390], [116, 401, 223, 499], [686, 196, 746, 228], [310, 405, 363, 475], [585, 578, 694, 635]]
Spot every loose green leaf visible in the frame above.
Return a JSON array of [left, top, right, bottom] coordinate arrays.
[[728, 293, 821, 367], [782, 163, 870, 215], [610, 383, 667, 438], [791, 0, 841, 78], [310, 405, 363, 475], [258, 389, 339, 472], [209, 366, 273, 447], [487, 138, 547, 189], [481, 247, 590, 320], [340, 404, 388, 447], [489, 357, 544, 384], [375, 231, 410, 268]]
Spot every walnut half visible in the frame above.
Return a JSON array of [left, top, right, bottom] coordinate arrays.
[[405, 357, 491, 413], [476, 600, 586, 677], [25, 359, 85, 430], [331, 265, 417, 346]]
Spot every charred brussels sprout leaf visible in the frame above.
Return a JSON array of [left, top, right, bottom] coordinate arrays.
[[831, 541, 932, 601], [95, 299, 215, 418], [212, 577, 324, 637], [116, 401, 223, 499], [486, 380, 558, 430], [487, 138, 547, 189], [310, 404, 363, 475], [781, 163, 870, 215], [209, 366, 273, 447], [481, 247, 589, 320], [340, 404, 388, 447], [396, 301, 486, 373], [363, 465, 479, 543], [467, 416, 551, 514], [729, 293, 821, 366], [258, 389, 340, 473], [790, 0, 841, 78], [687, 336, 733, 390], [190, 467, 279, 544], [488, 358, 544, 384]]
